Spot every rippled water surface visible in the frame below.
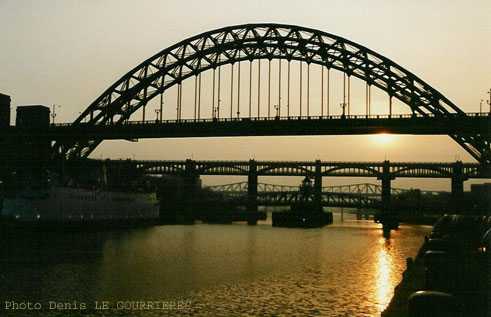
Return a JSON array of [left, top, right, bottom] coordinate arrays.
[[1, 213, 430, 316]]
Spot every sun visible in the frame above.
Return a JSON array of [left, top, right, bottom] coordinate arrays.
[[372, 133, 395, 144]]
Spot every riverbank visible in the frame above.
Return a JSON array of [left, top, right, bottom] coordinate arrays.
[[381, 239, 427, 316], [382, 215, 490, 316], [399, 214, 441, 226]]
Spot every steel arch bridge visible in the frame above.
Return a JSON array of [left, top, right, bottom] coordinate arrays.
[[54, 23, 490, 164]]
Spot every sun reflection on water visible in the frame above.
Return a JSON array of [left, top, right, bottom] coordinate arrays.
[[375, 238, 394, 311]]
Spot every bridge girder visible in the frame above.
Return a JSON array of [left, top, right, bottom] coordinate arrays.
[[56, 24, 490, 164]]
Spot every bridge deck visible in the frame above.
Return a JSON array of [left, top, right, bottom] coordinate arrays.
[[33, 112, 491, 141]]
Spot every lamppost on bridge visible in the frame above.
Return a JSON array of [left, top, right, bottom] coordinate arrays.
[[217, 99, 221, 119], [274, 105, 280, 118], [155, 108, 160, 122], [213, 106, 219, 120], [340, 102, 347, 119], [487, 89, 491, 113], [480, 99, 484, 114], [51, 104, 60, 124], [159, 93, 164, 122]]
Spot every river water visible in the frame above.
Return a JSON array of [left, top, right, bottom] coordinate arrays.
[[0, 212, 430, 316]]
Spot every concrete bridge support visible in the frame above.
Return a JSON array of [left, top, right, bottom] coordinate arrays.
[[379, 160, 397, 230], [247, 159, 258, 225], [182, 159, 199, 223], [314, 159, 323, 210], [451, 161, 466, 213]]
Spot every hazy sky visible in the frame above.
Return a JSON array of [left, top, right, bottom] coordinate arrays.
[[1, 0, 490, 190]]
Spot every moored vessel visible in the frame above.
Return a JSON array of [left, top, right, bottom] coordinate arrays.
[[2, 185, 159, 222]]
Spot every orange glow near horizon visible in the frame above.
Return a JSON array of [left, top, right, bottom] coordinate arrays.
[[372, 133, 395, 145]]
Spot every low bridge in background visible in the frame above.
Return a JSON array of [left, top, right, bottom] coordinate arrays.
[[124, 158, 485, 224], [204, 181, 446, 208]]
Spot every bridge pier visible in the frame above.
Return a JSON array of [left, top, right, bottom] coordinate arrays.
[[182, 159, 199, 223], [451, 161, 466, 213], [247, 159, 258, 225], [378, 160, 398, 230], [314, 159, 322, 210]]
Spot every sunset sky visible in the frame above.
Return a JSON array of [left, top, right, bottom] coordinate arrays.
[[1, 0, 490, 190]]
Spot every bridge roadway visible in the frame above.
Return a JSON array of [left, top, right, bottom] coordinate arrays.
[[39, 112, 491, 141]]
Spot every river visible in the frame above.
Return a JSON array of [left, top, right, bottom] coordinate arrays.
[[0, 212, 431, 316]]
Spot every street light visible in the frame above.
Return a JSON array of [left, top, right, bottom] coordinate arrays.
[[51, 104, 61, 124], [217, 98, 221, 119], [159, 93, 164, 121], [340, 102, 347, 118], [155, 108, 160, 122], [480, 99, 483, 114], [487, 89, 491, 113]]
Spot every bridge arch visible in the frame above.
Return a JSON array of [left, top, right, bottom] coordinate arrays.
[[390, 166, 453, 178], [137, 163, 186, 175], [322, 166, 381, 177], [258, 165, 314, 176], [197, 165, 248, 175], [56, 23, 489, 164]]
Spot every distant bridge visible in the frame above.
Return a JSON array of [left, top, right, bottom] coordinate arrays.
[[205, 181, 445, 196], [131, 158, 482, 222], [203, 181, 446, 209], [59, 158, 486, 224], [250, 190, 379, 208], [135, 159, 485, 179]]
